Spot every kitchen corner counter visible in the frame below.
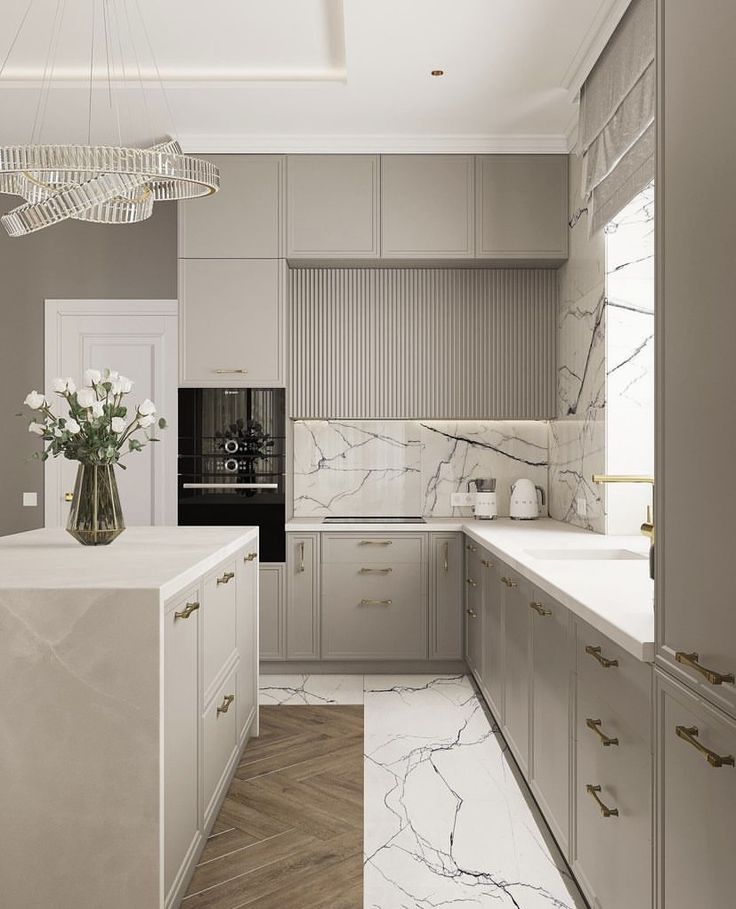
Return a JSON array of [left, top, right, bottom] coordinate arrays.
[[286, 516, 655, 661]]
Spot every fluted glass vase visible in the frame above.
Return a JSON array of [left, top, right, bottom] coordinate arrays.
[[66, 463, 125, 545]]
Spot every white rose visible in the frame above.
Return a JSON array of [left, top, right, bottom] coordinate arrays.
[[52, 376, 76, 394], [138, 398, 156, 416], [110, 380, 122, 394], [84, 368, 102, 386], [66, 418, 81, 434], [138, 413, 155, 428], [28, 421, 45, 435], [90, 400, 105, 419], [76, 387, 96, 408], [104, 369, 119, 381], [111, 416, 126, 433], [24, 390, 46, 410], [118, 375, 133, 393]]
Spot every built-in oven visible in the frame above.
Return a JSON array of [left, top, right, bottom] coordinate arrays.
[[178, 388, 286, 561]]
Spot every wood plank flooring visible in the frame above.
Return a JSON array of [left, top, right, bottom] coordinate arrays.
[[183, 706, 364, 909]]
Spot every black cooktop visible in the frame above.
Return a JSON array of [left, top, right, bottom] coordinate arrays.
[[322, 516, 426, 524]]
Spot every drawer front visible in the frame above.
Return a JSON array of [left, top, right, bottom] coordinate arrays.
[[322, 563, 427, 659], [577, 619, 652, 744], [203, 559, 238, 699], [202, 664, 239, 822], [322, 533, 425, 564], [575, 690, 652, 909]]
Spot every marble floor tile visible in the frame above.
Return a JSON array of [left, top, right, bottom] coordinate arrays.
[[363, 674, 585, 909], [259, 673, 365, 705]]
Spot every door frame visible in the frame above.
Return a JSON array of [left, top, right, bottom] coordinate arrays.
[[44, 299, 179, 529]]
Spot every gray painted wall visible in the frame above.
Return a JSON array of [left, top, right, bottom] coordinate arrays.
[[0, 204, 177, 537]]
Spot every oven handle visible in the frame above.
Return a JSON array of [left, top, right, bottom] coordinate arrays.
[[182, 482, 279, 489]]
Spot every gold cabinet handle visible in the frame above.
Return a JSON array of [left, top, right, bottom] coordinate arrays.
[[465, 543, 477, 552], [359, 598, 392, 606], [174, 601, 200, 620], [214, 368, 248, 374], [675, 725, 735, 768], [359, 567, 393, 574], [64, 491, 74, 502], [586, 718, 619, 747], [585, 645, 619, 668], [466, 608, 478, 619], [466, 577, 477, 587], [244, 551, 257, 562], [217, 571, 235, 586], [586, 784, 619, 818], [501, 576, 518, 588], [530, 601, 551, 616], [443, 541, 449, 572], [481, 558, 495, 568], [298, 542, 305, 573], [217, 694, 235, 716], [675, 651, 735, 686], [359, 539, 393, 545]]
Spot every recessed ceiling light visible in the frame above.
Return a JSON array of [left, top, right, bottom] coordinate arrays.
[[431, 70, 444, 77]]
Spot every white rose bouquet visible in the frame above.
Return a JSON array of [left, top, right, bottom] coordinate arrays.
[[23, 368, 167, 467]]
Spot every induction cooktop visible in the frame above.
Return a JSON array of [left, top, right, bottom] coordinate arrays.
[[322, 516, 426, 524]]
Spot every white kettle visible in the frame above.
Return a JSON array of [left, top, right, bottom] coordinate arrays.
[[509, 479, 545, 520]]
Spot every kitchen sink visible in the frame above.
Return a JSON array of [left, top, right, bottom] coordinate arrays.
[[525, 548, 647, 561]]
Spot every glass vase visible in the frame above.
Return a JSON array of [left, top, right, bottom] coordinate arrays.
[[66, 463, 125, 545]]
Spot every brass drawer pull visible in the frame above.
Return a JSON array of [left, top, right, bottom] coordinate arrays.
[[174, 601, 200, 620], [675, 725, 735, 768], [501, 576, 518, 588], [481, 558, 495, 568], [675, 651, 735, 686], [466, 608, 478, 619], [443, 541, 449, 572], [466, 577, 477, 587], [530, 601, 551, 616], [585, 645, 619, 668], [465, 543, 477, 552], [586, 718, 619, 747], [360, 567, 393, 574], [64, 491, 74, 502], [244, 551, 257, 562], [586, 784, 619, 818], [360, 598, 392, 606], [217, 694, 235, 716], [217, 571, 235, 586], [298, 542, 305, 573], [214, 368, 248, 374], [359, 539, 393, 545]]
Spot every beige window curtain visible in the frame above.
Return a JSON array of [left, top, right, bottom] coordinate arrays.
[[579, 0, 655, 234]]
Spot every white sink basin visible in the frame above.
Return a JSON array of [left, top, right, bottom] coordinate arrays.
[[525, 548, 647, 561]]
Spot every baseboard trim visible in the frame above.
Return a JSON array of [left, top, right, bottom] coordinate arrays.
[[260, 659, 467, 675]]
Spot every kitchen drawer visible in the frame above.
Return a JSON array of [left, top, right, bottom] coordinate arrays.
[[322, 562, 426, 659], [202, 663, 239, 824], [576, 619, 652, 744], [322, 533, 425, 564], [202, 560, 238, 701]]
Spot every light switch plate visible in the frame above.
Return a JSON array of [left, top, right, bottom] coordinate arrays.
[[576, 497, 587, 517], [451, 492, 475, 507], [22, 492, 37, 507]]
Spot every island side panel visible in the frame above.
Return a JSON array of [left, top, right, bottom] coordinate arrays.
[[0, 586, 161, 909]]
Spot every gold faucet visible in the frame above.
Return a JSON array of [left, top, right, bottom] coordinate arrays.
[[592, 475, 655, 576]]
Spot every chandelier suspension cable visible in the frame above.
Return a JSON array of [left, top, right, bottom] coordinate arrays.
[[121, 0, 154, 146], [87, 0, 96, 144], [133, 0, 178, 140], [30, 0, 66, 144], [0, 0, 35, 81]]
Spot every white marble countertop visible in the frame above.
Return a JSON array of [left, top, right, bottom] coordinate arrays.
[[0, 526, 258, 601], [286, 516, 654, 661]]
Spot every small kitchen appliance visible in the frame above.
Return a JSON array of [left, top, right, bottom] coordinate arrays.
[[510, 479, 545, 520], [468, 478, 498, 520]]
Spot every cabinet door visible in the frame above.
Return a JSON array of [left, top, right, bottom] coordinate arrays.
[[237, 544, 259, 742], [164, 587, 200, 899], [529, 587, 572, 855], [501, 566, 532, 774], [430, 534, 463, 659], [381, 155, 474, 258], [179, 258, 285, 387], [287, 533, 320, 660], [480, 552, 504, 722], [464, 539, 483, 679], [475, 155, 567, 260], [286, 155, 380, 257], [259, 563, 286, 661], [656, 670, 736, 909], [178, 155, 284, 258]]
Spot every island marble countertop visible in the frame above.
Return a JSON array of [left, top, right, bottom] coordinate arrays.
[[0, 525, 258, 601], [286, 516, 654, 661]]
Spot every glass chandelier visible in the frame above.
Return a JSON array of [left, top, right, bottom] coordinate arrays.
[[0, 1, 219, 237]]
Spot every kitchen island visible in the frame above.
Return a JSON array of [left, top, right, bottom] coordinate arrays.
[[0, 526, 259, 909]]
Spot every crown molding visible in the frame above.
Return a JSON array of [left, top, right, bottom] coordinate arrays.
[[179, 134, 571, 155], [562, 0, 633, 102]]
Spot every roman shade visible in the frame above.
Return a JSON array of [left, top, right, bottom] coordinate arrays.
[[579, 0, 655, 233]]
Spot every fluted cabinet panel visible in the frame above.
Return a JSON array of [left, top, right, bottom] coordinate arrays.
[[290, 268, 556, 419]]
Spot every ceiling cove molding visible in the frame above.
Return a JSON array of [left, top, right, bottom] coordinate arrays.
[[179, 134, 570, 155], [562, 0, 634, 102]]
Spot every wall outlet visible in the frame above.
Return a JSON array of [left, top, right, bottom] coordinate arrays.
[[451, 492, 475, 507], [22, 492, 37, 507], [575, 497, 587, 517]]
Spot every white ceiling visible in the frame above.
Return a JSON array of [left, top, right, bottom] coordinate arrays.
[[0, 0, 631, 152]]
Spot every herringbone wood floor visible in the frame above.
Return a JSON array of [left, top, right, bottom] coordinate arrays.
[[182, 706, 364, 909]]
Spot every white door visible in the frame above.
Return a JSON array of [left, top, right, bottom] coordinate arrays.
[[44, 299, 178, 528]]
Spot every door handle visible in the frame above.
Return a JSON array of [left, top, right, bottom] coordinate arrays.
[[675, 651, 735, 686], [64, 491, 73, 502], [443, 541, 449, 572], [217, 571, 235, 585], [586, 784, 619, 818], [244, 551, 257, 562], [585, 645, 619, 668], [217, 694, 235, 716], [174, 601, 200, 620], [586, 718, 619, 747], [675, 725, 735, 768], [298, 542, 305, 573], [359, 599, 392, 606], [359, 567, 393, 574], [530, 601, 551, 616], [214, 368, 248, 374]]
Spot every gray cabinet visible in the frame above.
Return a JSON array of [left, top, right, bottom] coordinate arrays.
[[179, 258, 286, 387], [480, 551, 504, 723], [529, 586, 572, 855], [286, 533, 320, 660], [475, 155, 567, 261], [286, 155, 380, 258], [259, 563, 285, 661], [464, 539, 483, 678], [380, 155, 474, 258], [178, 155, 284, 259], [501, 566, 532, 775], [656, 670, 736, 909], [429, 534, 463, 659], [237, 544, 259, 742]]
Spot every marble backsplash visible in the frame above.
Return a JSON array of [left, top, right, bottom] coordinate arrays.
[[293, 420, 549, 517]]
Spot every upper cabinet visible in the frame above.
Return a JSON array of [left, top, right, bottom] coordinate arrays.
[[475, 155, 568, 261], [179, 155, 284, 259], [286, 155, 380, 258], [380, 155, 475, 258]]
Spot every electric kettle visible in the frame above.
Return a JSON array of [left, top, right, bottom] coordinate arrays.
[[509, 479, 545, 520]]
